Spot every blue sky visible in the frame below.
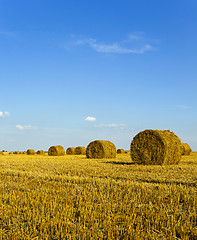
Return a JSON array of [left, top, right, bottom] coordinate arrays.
[[0, 0, 197, 151]]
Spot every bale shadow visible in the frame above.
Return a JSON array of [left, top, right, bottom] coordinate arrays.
[[104, 161, 135, 165]]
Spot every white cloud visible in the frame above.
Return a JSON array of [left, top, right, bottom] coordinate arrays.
[[16, 124, 37, 130], [0, 111, 10, 118], [85, 116, 97, 122], [74, 33, 155, 54], [128, 33, 142, 40], [4, 111, 10, 117], [176, 105, 192, 109], [94, 123, 126, 128]]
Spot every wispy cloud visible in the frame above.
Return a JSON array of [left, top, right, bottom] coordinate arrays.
[[16, 124, 37, 130], [85, 116, 97, 122], [176, 105, 192, 109], [94, 123, 126, 128], [0, 111, 10, 118], [73, 33, 156, 54]]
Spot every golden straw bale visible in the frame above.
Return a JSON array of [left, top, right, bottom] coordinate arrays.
[[66, 147, 75, 155], [75, 146, 86, 155], [86, 140, 116, 159], [0, 151, 4, 155], [48, 145, 65, 156], [117, 149, 125, 154], [130, 129, 182, 165], [181, 143, 192, 155], [9, 152, 13, 155], [37, 150, 45, 155], [27, 149, 36, 155], [13, 151, 20, 154]]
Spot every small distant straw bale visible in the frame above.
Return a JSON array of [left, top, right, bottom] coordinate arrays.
[[181, 143, 192, 155], [75, 146, 86, 155], [13, 151, 20, 154], [37, 150, 45, 155], [130, 129, 182, 165], [66, 147, 75, 155], [86, 140, 116, 159], [27, 149, 36, 155], [117, 149, 125, 154], [48, 145, 65, 156]]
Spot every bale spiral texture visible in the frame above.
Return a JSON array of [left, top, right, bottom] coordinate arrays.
[[66, 147, 75, 155], [75, 146, 86, 155], [48, 145, 65, 156], [181, 143, 192, 155], [27, 149, 36, 155], [130, 129, 182, 165], [86, 140, 116, 159]]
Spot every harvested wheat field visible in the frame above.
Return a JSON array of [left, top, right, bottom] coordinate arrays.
[[0, 152, 196, 239]]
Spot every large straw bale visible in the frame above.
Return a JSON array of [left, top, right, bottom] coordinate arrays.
[[48, 145, 65, 156], [86, 140, 116, 159], [66, 147, 75, 155], [117, 149, 125, 154], [181, 143, 192, 155], [27, 149, 36, 155], [0, 151, 4, 155], [37, 150, 45, 155], [130, 129, 182, 165], [75, 146, 86, 155]]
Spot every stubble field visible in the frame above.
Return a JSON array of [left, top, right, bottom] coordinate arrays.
[[0, 152, 196, 239]]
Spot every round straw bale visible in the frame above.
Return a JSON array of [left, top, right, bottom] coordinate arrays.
[[117, 149, 125, 154], [75, 146, 86, 155], [181, 143, 192, 155], [48, 145, 65, 156], [37, 150, 45, 155], [86, 140, 116, 159], [27, 149, 36, 155], [13, 151, 19, 154], [130, 129, 182, 165], [0, 151, 4, 155], [66, 147, 75, 155]]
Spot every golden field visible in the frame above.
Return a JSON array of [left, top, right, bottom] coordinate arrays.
[[0, 152, 196, 239]]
